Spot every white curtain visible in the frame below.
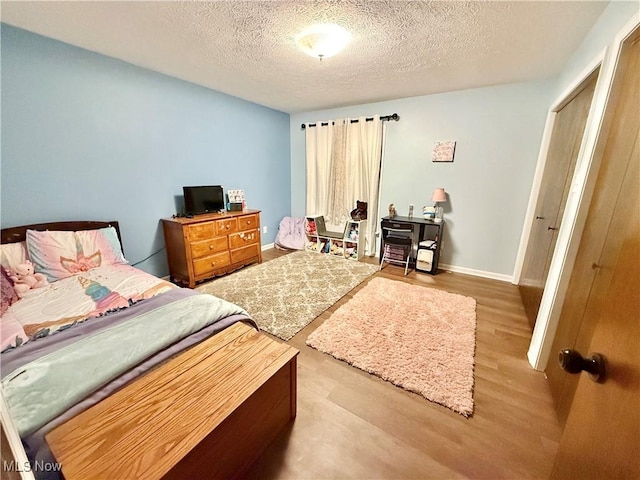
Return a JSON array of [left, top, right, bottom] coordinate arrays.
[[326, 118, 349, 226], [305, 121, 333, 218], [305, 115, 384, 256]]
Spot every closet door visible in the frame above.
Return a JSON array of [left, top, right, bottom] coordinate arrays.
[[551, 29, 639, 477], [519, 72, 598, 328], [547, 30, 639, 427]]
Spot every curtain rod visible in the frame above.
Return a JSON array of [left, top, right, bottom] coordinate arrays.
[[301, 113, 399, 129]]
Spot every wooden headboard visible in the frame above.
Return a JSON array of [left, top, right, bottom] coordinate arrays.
[[1, 221, 122, 247]]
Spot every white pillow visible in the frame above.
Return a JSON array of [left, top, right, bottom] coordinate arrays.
[[0, 242, 30, 271]]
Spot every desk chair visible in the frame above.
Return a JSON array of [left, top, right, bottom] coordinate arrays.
[[380, 226, 414, 275]]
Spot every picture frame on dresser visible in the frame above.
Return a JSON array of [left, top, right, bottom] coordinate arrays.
[[162, 210, 262, 288]]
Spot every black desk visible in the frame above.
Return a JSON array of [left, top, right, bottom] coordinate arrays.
[[380, 216, 445, 274]]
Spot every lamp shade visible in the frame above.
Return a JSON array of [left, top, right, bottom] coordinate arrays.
[[431, 188, 446, 203]]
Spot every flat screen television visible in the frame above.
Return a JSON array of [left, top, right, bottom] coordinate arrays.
[[183, 185, 225, 215]]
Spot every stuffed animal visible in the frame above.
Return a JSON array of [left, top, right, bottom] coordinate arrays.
[[306, 219, 317, 235], [389, 203, 397, 218], [8, 261, 49, 298], [350, 200, 368, 220]]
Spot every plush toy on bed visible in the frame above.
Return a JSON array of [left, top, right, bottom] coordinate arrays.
[[8, 261, 49, 298]]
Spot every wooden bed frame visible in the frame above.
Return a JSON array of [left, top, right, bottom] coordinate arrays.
[[1, 221, 298, 480], [1, 220, 122, 249]]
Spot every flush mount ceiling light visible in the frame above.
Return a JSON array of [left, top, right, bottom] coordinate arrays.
[[296, 23, 351, 60]]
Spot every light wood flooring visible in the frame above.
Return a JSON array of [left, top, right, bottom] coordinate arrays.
[[244, 248, 562, 479]]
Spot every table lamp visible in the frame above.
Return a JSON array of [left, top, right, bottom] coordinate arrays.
[[431, 188, 446, 223]]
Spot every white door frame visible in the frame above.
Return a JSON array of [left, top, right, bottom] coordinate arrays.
[[522, 13, 640, 371]]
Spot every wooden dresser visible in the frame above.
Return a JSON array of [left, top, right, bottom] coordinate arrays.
[[162, 210, 262, 288]]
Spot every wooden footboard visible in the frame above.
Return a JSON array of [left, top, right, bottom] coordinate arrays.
[[46, 323, 298, 480]]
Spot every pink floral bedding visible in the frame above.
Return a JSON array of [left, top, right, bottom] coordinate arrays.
[[1, 264, 176, 348]]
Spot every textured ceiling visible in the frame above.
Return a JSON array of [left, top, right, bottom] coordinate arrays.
[[1, 1, 608, 114]]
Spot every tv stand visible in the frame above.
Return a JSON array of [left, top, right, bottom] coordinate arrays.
[[162, 210, 262, 287]]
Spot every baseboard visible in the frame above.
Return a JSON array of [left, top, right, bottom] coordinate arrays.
[[438, 263, 514, 283]]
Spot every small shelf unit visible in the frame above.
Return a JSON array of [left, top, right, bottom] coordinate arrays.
[[305, 215, 366, 261]]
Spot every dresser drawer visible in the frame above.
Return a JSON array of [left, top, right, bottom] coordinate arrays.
[[190, 236, 228, 259], [237, 214, 259, 231], [229, 230, 259, 249], [188, 222, 216, 241], [215, 218, 238, 235], [230, 244, 260, 264], [193, 252, 230, 276]]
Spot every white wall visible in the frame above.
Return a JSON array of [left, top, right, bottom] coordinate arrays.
[[553, 1, 640, 98], [290, 80, 554, 279]]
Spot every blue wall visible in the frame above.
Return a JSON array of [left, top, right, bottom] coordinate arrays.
[[1, 24, 291, 277]]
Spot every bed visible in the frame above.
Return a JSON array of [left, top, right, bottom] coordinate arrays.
[[0, 221, 298, 480]]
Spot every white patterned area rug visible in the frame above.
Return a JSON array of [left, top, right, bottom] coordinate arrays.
[[196, 251, 378, 341], [306, 277, 477, 416]]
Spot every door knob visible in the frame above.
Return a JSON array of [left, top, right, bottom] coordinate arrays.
[[558, 349, 607, 383]]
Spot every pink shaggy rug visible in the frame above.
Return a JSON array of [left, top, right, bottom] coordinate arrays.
[[306, 277, 477, 416]]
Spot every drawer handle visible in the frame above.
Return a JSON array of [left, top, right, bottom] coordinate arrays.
[[211, 262, 216, 267], [246, 220, 251, 224], [209, 245, 214, 249]]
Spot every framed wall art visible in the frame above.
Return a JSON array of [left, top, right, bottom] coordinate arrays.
[[432, 140, 456, 162]]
